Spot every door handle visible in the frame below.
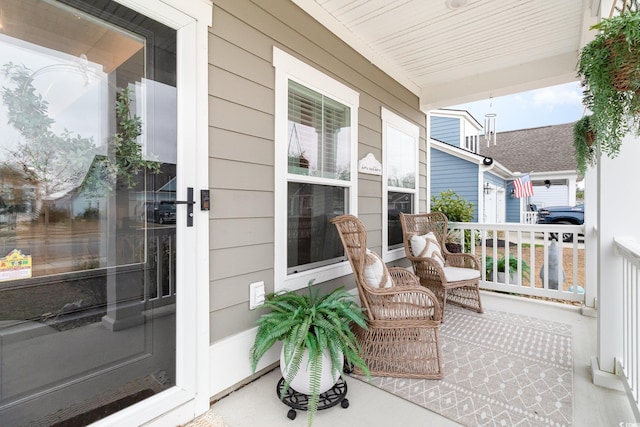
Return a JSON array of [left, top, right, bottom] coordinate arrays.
[[166, 187, 195, 227]]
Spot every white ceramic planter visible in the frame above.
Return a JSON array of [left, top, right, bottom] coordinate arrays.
[[279, 347, 342, 395], [497, 272, 517, 283]]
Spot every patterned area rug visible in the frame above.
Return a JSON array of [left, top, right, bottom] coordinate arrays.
[[352, 306, 573, 426], [181, 409, 227, 427]]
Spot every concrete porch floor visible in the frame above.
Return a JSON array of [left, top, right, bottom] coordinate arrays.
[[210, 292, 635, 427]]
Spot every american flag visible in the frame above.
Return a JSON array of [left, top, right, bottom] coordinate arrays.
[[513, 174, 534, 198]]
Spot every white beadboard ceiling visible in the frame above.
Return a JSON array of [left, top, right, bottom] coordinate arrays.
[[293, 0, 602, 109]]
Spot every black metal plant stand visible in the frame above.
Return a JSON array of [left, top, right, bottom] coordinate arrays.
[[276, 376, 349, 420]]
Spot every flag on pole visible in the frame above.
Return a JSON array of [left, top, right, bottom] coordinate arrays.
[[513, 173, 534, 198]]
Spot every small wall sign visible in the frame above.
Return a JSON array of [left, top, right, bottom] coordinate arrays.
[[358, 153, 382, 175], [0, 249, 32, 282]]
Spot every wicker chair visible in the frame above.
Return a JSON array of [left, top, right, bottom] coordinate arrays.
[[330, 214, 443, 379], [399, 212, 483, 321]]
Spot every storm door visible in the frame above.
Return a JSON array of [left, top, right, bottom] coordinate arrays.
[[0, 1, 183, 425]]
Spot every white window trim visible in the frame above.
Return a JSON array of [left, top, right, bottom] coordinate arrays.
[[381, 107, 419, 262], [273, 47, 359, 292]]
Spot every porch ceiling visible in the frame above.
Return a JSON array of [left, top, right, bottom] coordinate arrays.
[[293, 0, 601, 109]]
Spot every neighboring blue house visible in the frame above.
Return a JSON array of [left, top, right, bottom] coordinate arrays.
[[479, 123, 580, 213], [429, 109, 524, 224], [430, 109, 505, 223], [429, 110, 579, 224]]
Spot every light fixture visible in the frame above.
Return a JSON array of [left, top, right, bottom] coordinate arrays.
[[510, 188, 516, 198], [445, 0, 468, 9], [544, 179, 551, 189]]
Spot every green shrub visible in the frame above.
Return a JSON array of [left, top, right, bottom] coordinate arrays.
[[430, 189, 474, 222], [432, 190, 475, 252]]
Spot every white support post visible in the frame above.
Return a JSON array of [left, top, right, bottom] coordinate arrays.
[[582, 166, 597, 312], [594, 133, 640, 386]]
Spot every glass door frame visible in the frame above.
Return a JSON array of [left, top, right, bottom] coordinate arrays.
[[90, 1, 212, 425]]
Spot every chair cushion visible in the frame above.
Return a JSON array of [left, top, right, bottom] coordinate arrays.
[[443, 266, 480, 282], [409, 232, 445, 267], [363, 249, 393, 288]]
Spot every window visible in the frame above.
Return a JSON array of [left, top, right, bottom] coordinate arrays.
[[274, 48, 359, 291], [465, 134, 479, 153], [382, 107, 419, 260]]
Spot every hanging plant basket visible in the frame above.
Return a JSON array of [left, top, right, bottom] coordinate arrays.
[[577, 6, 640, 158], [573, 115, 597, 175], [585, 130, 595, 147], [606, 35, 640, 92], [287, 123, 310, 174]]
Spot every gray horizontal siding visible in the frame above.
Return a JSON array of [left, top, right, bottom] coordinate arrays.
[[208, 0, 426, 343], [430, 148, 479, 221], [212, 189, 273, 219]]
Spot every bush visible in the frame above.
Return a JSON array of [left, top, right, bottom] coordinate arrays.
[[430, 189, 474, 222], [431, 190, 475, 252]]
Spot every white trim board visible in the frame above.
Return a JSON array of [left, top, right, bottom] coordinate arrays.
[[209, 288, 361, 397], [209, 327, 282, 397]]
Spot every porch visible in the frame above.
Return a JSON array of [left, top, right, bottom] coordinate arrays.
[[210, 291, 634, 426], [206, 221, 639, 426]]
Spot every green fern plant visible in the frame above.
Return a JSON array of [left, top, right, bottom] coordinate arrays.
[[249, 280, 370, 426], [485, 254, 530, 279], [577, 10, 640, 158], [573, 115, 597, 175]]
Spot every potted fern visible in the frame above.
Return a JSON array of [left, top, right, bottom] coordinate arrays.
[[573, 115, 597, 175], [486, 254, 530, 283], [577, 5, 640, 159], [249, 280, 370, 426]]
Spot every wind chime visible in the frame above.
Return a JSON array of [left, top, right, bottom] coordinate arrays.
[[484, 96, 497, 146]]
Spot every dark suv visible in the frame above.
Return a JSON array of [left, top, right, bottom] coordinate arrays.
[[537, 205, 584, 242], [147, 202, 176, 224]]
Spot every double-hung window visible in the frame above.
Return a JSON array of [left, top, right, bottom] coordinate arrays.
[[382, 107, 419, 261], [273, 48, 359, 291]]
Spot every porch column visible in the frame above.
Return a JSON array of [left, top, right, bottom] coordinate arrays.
[[583, 167, 597, 311], [594, 133, 640, 386], [567, 177, 577, 206]]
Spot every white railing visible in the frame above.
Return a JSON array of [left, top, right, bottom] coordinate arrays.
[[615, 237, 640, 421], [521, 211, 538, 224], [448, 222, 585, 302], [143, 232, 176, 304]]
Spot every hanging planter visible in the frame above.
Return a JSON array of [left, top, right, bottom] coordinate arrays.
[[577, 3, 640, 158], [573, 115, 597, 175], [287, 123, 310, 175]]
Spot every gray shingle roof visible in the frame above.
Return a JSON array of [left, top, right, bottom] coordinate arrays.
[[478, 122, 576, 174]]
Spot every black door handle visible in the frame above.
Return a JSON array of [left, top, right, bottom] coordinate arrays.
[[163, 187, 195, 227]]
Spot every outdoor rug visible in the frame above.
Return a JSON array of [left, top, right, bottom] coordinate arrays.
[[352, 306, 573, 427]]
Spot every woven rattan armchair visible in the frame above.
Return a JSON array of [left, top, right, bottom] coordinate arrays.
[[330, 214, 443, 379], [399, 212, 483, 321]]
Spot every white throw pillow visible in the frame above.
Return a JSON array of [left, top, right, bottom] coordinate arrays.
[[363, 249, 393, 288], [409, 232, 445, 267]]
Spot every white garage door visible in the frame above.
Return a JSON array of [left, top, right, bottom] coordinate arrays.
[[532, 185, 569, 208]]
